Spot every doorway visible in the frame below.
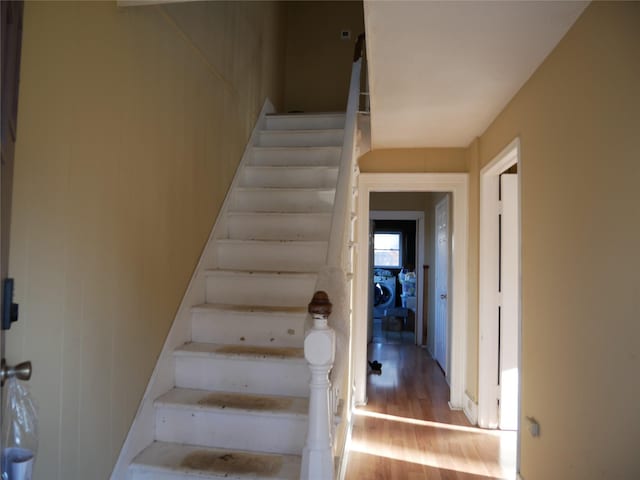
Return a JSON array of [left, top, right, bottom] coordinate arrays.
[[478, 138, 521, 435], [354, 173, 468, 408], [369, 210, 424, 346]]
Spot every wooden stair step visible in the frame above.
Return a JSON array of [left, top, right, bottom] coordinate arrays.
[[130, 441, 301, 480], [154, 389, 308, 454], [174, 342, 305, 362]]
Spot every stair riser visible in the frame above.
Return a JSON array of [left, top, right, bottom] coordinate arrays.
[[232, 189, 335, 213], [174, 355, 310, 397], [191, 311, 306, 347], [227, 213, 331, 241], [216, 242, 326, 272], [251, 147, 341, 166], [205, 274, 316, 307], [265, 115, 345, 131], [257, 130, 343, 148], [241, 167, 338, 189], [155, 408, 307, 455]]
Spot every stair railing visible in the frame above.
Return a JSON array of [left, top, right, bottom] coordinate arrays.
[[326, 32, 365, 270], [301, 34, 367, 480]]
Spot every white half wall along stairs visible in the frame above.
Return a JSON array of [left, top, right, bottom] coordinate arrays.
[[111, 103, 347, 480]]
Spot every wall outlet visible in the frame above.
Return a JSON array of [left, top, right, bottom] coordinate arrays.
[[341, 30, 351, 40], [526, 416, 540, 437]]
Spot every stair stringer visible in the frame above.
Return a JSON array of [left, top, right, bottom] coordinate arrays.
[[110, 99, 275, 480]]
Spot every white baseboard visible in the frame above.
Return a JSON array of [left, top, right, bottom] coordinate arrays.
[[336, 420, 353, 480], [463, 392, 478, 425]]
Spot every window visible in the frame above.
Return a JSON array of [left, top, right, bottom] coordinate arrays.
[[374, 232, 402, 267]]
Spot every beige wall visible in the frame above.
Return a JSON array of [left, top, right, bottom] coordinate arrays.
[[359, 147, 467, 173], [283, 1, 364, 113], [370, 192, 431, 212], [477, 3, 640, 478], [7, 2, 285, 479]]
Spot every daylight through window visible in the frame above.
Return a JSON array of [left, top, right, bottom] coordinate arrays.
[[374, 232, 402, 267]]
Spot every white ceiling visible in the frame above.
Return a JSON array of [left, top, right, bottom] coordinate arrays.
[[364, 1, 588, 148]]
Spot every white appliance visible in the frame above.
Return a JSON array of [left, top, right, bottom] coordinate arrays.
[[373, 271, 396, 314]]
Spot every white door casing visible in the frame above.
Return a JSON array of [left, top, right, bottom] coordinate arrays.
[[354, 173, 468, 409], [478, 138, 521, 434], [434, 196, 450, 374], [499, 173, 519, 431]]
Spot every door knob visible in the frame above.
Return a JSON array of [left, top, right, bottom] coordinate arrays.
[[440, 293, 447, 299], [0, 358, 32, 387]]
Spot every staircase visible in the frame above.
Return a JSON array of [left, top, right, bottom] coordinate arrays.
[[127, 112, 345, 480]]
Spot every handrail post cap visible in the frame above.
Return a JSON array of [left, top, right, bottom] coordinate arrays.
[[308, 291, 332, 316]]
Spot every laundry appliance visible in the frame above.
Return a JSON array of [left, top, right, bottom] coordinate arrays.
[[373, 269, 396, 316]]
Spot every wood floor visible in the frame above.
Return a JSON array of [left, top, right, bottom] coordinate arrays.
[[344, 341, 516, 479]]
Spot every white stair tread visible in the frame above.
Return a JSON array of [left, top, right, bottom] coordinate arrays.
[[131, 441, 301, 480], [228, 209, 330, 215], [260, 128, 343, 135], [228, 211, 331, 218], [155, 388, 309, 417], [217, 238, 327, 246], [236, 186, 335, 192], [174, 342, 305, 362], [244, 165, 338, 172], [252, 145, 341, 152], [266, 112, 344, 118], [191, 303, 307, 315], [204, 269, 318, 277]]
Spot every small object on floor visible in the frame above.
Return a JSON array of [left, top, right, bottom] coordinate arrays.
[[368, 360, 382, 375]]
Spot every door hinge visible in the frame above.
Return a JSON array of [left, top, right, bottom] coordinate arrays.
[[497, 292, 503, 307], [497, 200, 504, 215]]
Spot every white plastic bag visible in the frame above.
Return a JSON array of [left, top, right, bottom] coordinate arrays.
[[2, 377, 37, 480]]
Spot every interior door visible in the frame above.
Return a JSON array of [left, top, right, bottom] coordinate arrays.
[[499, 174, 519, 430], [434, 196, 449, 373]]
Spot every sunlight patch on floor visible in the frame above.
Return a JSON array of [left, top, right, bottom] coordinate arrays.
[[354, 408, 503, 436], [349, 440, 511, 479], [351, 408, 518, 479]]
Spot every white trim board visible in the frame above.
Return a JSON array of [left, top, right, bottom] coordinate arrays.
[[477, 137, 521, 474], [336, 421, 354, 480], [370, 210, 425, 346], [463, 392, 479, 425], [478, 138, 520, 429], [354, 173, 469, 409]]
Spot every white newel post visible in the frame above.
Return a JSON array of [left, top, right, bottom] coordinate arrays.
[[301, 291, 336, 480]]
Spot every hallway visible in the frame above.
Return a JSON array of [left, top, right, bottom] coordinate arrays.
[[345, 342, 516, 479]]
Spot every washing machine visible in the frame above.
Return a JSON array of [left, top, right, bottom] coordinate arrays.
[[373, 270, 396, 316]]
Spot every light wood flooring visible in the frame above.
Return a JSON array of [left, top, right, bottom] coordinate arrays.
[[344, 340, 517, 479]]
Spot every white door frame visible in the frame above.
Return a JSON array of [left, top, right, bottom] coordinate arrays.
[[354, 173, 469, 408], [478, 138, 521, 428], [370, 210, 425, 345]]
